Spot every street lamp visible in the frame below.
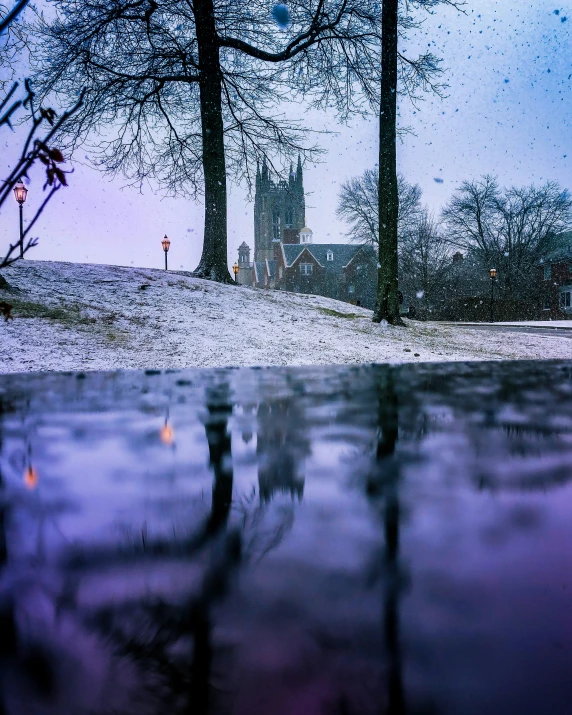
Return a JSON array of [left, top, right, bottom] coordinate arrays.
[[489, 268, 497, 323], [159, 407, 175, 445], [232, 262, 239, 283], [24, 464, 38, 491], [161, 234, 171, 270], [13, 179, 28, 259]]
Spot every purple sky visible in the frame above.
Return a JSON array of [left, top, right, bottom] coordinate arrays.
[[1, 2, 571, 272]]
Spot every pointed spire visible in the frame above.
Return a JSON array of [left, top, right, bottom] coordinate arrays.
[[296, 154, 303, 191], [262, 155, 268, 182]]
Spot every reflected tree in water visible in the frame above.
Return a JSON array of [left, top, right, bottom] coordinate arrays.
[[369, 370, 406, 715], [0, 381, 243, 714], [0, 396, 7, 567], [2, 363, 571, 713], [0, 377, 305, 714], [203, 384, 234, 537]]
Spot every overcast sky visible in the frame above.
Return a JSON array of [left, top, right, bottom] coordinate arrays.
[[1, 1, 571, 272]]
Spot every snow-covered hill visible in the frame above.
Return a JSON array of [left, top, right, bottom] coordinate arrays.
[[0, 260, 569, 373]]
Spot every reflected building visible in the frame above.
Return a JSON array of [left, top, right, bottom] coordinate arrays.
[[255, 397, 311, 503]]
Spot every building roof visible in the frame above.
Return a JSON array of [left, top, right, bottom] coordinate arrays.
[[266, 259, 277, 280], [239, 241, 250, 249], [544, 231, 572, 263], [254, 261, 266, 284], [282, 243, 375, 275]]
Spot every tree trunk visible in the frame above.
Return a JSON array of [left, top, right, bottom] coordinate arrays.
[[192, 0, 232, 283], [373, 0, 404, 325]]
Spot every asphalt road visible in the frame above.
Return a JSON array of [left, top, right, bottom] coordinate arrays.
[[446, 323, 572, 340]]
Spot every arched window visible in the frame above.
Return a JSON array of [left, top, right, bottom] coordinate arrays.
[[272, 208, 281, 240], [285, 208, 293, 226]]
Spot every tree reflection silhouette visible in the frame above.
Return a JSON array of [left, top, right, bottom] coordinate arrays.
[[368, 370, 406, 715], [2, 363, 572, 713], [0, 399, 6, 568], [0, 381, 244, 715], [0, 378, 300, 714], [204, 384, 234, 536], [190, 382, 238, 714]]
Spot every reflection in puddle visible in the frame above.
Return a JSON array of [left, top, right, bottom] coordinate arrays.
[[0, 361, 572, 714]]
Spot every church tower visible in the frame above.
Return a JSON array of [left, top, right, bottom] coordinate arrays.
[[254, 155, 306, 262]]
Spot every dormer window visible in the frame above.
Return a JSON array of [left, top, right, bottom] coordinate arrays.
[[327, 250, 334, 262]]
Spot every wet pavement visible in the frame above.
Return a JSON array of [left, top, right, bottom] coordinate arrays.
[[1, 360, 572, 715], [445, 323, 572, 339]]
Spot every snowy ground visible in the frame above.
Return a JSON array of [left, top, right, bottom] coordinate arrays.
[[0, 260, 570, 373]]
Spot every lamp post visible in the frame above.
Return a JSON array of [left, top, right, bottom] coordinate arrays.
[[161, 234, 171, 270], [489, 268, 497, 323], [160, 409, 174, 445], [13, 179, 28, 259], [232, 262, 239, 283]]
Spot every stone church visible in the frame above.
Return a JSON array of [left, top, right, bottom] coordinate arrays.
[[237, 158, 377, 309]]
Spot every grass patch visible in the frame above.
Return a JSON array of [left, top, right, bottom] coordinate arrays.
[[8, 298, 98, 326], [10, 299, 76, 322], [106, 329, 130, 345], [317, 307, 361, 319]]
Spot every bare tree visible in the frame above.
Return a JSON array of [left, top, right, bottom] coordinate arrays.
[[399, 209, 451, 313], [1, 0, 82, 300], [373, 0, 463, 325], [337, 169, 422, 247], [442, 175, 572, 298], [0, 0, 29, 89], [375, 0, 401, 324], [0, 82, 82, 268], [30, 0, 383, 283]]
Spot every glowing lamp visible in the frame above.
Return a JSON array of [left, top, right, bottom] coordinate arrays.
[[24, 465, 38, 490], [13, 179, 28, 205], [160, 422, 174, 445]]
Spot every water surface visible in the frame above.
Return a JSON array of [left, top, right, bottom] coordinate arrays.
[[1, 361, 572, 714]]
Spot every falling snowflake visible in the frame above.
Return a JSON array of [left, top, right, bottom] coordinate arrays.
[[272, 4, 290, 28]]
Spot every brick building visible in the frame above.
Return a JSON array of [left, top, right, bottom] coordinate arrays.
[[539, 231, 572, 318], [254, 156, 306, 263], [237, 160, 377, 308]]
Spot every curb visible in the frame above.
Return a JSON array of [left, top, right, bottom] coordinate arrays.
[[440, 322, 572, 331]]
